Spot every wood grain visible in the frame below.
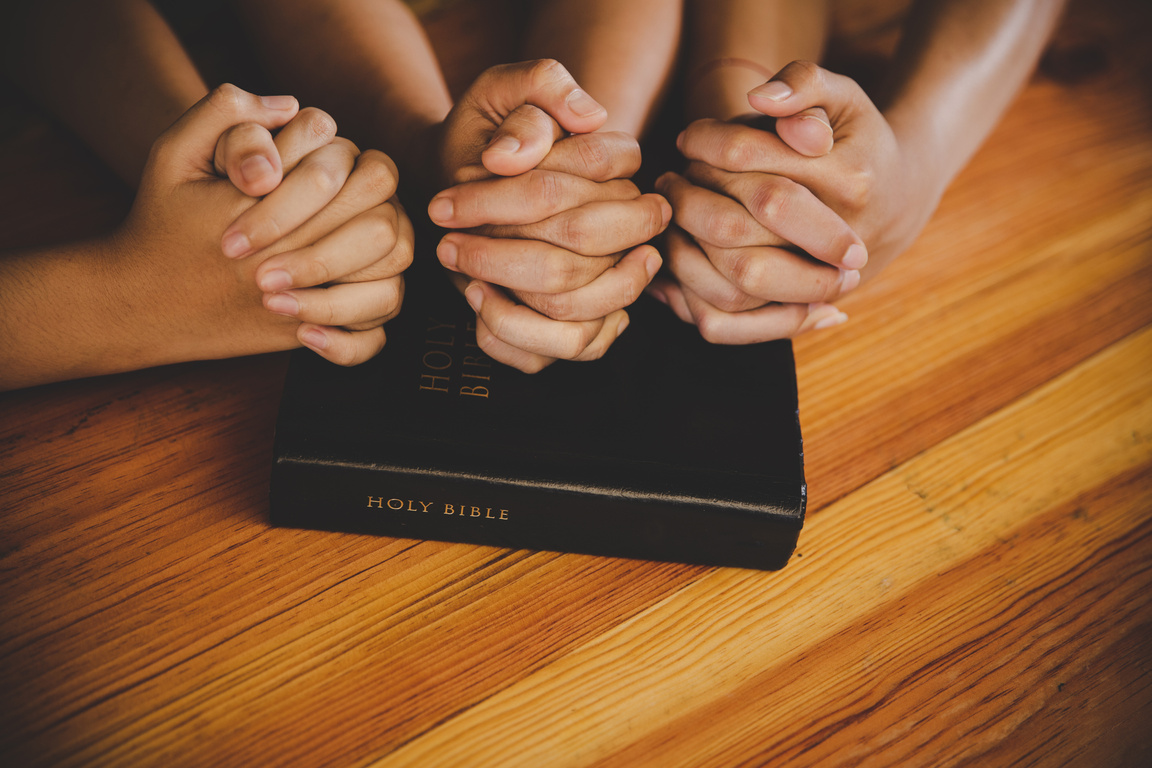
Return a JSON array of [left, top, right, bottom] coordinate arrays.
[[1, 1, 1150, 766]]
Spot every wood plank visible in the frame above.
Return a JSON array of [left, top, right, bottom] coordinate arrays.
[[795, 71, 1152, 508], [366, 327, 1152, 767]]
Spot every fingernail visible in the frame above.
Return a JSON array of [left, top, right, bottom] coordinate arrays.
[[222, 231, 252, 259], [258, 268, 293, 293], [644, 251, 662, 280], [464, 283, 484, 312], [808, 303, 849, 330], [240, 154, 275, 185], [261, 94, 297, 111], [615, 315, 630, 338], [301, 327, 329, 351], [265, 293, 299, 317], [843, 243, 868, 270], [799, 113, 832, 133], [675, 131, 686, 151], [749, 81, 793, 102], [486, 135, 521, 154], [840, 269, 861, 294], [437, 240, 459, 270], [647, 285, 668, 305], [428, 196, 454, 224], [566, 89, 603, 118], [658, 197, 673, 228], [814, 312, 849, 330]]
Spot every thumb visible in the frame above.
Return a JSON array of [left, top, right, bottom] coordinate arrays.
[[469, 59, 607, 136], [775, 107, 834, 157]]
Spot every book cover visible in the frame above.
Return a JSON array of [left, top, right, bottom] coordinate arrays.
[[270, 264, 807, 571]]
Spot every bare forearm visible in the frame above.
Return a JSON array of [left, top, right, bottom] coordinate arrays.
[[684, 0, 828, 122], [1, 0, 208, 186], [232, 0, 452, 186], [521, 0, 681, 137], [882, 0, 1068, 196], [0, 238, 144, 390]]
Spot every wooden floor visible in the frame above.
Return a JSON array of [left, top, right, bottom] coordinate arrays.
[[1, 1, 1150, 766]]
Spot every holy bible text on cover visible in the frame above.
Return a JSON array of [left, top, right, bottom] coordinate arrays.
[[270, 269, 807, 571]]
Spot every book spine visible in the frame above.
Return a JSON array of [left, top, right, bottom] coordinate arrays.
[[270, 457, 804, 571]]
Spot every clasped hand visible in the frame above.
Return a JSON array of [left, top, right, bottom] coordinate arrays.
[[654, 60, 936, 344], [426, 60, 671, 372]]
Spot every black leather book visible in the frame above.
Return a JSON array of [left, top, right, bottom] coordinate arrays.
[[270, 266, 807, 571]]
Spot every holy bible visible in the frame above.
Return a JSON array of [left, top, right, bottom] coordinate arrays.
[[269, 271, 807, 571]]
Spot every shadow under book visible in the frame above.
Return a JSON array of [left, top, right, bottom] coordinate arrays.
[[270, 275, 806, 571]]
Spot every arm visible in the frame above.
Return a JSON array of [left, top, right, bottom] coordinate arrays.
[[663, 0, 1067, 343], [519, 0, 682, 138], [1, 0, 208, 186], [0, 86, 413, 391], [231, 0, 454, 201], [683, 0, 828, 123]]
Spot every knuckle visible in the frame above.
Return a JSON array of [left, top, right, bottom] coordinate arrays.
[[540, 258, 583, 294], [297, 107, 338, 143], [558, 216, 589, 254], [718, 136, 755, 170], [572, 136, 611, 178], [528, 171, 566, 213], [304, 158, 344, 198], [303, 253, 335, 286], [696, 312, 728, 345], [836, 162, 874, 211], [706, 209, 753, 246], [557, 324, 593, 359], [724, 248, 765, 292], [357, 150, 399, 198], [750, 179, 791, 225], [529, 58, 570, 88], [207, 83, 247, 116], [525, 292, 573, 321]]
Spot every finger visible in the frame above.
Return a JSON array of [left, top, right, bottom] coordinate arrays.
[[746, 60, 866, 124], [437, 232, 618, 294], [514, 245, 662, 322], [535, 131, 643, 181], [214, 122, 283, 197], [151, 84, 298, 179], [298, 323, 387, 367], [652, 277, 698, 325], [273, 107, 339, 172], [481, 103, 564, 177], [428, 173, 639, 229], [272, 150, 403, 253], [472, 315, 556, 374], [678, 118, 812, 178], [661, 228, 767, 314], [255, 202, 408, 291], [686, 163, 868, 270], [264, 275, 404, 329], [468, 58, 607, 136], [477, 194, 671, 257], [656, 171, 788, 249], [775, 107, 834, 157], [678, 282, 814, 345], [222, 138, 359, 258], [464, 280, 628, 362]]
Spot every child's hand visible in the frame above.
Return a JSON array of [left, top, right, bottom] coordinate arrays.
[[427, 61, 670, 372], [120, 84, 411, 366]]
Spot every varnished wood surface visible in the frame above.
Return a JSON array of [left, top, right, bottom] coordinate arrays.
[[2, 3, 1151, 766]]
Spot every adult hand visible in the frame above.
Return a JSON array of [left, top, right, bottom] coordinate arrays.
[[428, 61, 670, 372]]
